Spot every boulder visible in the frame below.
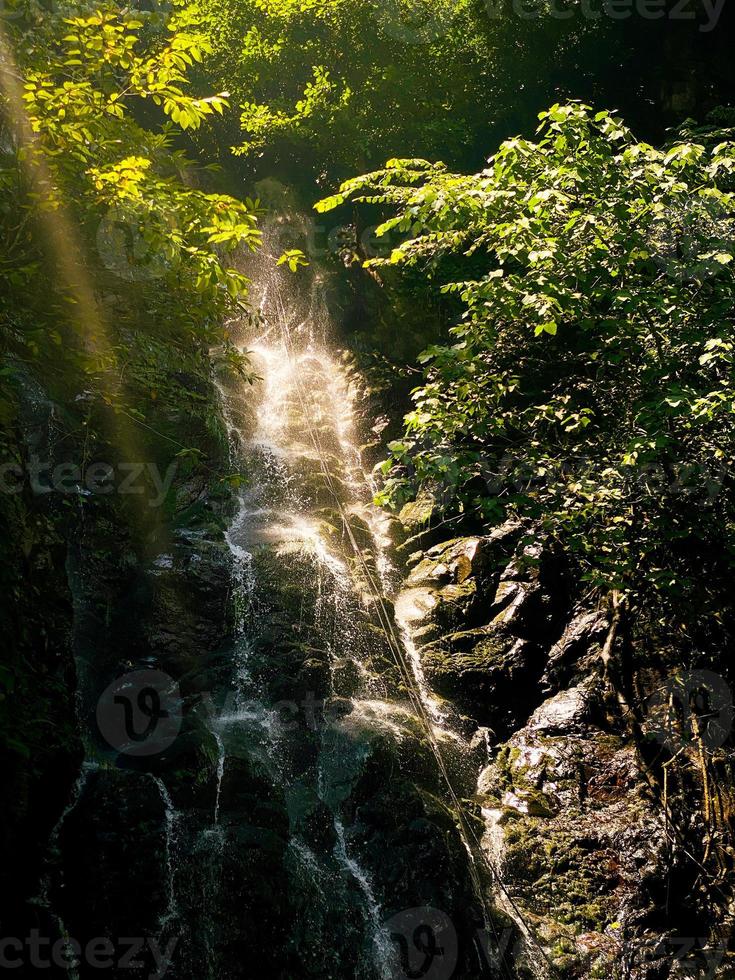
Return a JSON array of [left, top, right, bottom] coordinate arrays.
[[396, 527, 570, 733], [477, 685, 671, 978], [422, 631, 545, 734], [541, 609, 610, 693]]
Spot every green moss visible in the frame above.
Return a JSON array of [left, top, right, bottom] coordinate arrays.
[[502, 818, 615, 936], [398, 495, 435, 529]]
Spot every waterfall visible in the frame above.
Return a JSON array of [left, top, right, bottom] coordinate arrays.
[[25, 213, 522, 978], [150, 774, 180, 932], [333, 817, 393, 980], [212, 731, 225, 825], [213, 234, 401, 974], [192, 222, 504, 978]]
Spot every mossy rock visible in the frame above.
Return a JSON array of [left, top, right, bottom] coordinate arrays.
[[421, 630, 544, 732], [398, 494, 436, 530]]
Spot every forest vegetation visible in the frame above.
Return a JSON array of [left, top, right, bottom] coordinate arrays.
[[1, 0, 735, 976]]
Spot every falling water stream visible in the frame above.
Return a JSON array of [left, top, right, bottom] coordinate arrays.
[[150, 774, 181, 932], [34, 221, 514, 979], [209, 247, 400, 975], [185, 226, 502, 979]]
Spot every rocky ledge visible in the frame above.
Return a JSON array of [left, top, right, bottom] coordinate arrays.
[[393, 515, 735, 979]]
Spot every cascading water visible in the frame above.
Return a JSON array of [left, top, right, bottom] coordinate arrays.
[[212, 732, 226, 826], [37, 212, 530, 980], [207, 255, 400, 975], [333, 817, 394, 980], [186, 221, 500, 979], [150, 774, 181, 933]]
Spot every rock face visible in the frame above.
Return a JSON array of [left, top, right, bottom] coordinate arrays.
[[0, 377, 82, 950], [395, 524, 569, 738], [478, 682, 667, 977], [9, 249, 732, 980], [394, 517, 735, 979], [0, 360, 255, 976]]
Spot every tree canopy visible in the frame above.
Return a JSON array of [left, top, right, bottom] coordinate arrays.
[[1, 0, 260, 427]]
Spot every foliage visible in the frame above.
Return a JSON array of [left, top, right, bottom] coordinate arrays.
[[189, 0, 733, 190], [191, 0, 623, 185], [193, 0, 481, 172], [277, 248, 309, 271], [0, 0, 261, 413], [319, 103, 735, 604]]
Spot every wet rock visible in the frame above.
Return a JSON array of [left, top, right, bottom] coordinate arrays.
[[393, 494, 485, 556], [218, 754, 289, 833], [487, 576, 547, 634], [152, 712, 227, 811], [432, 578, 481, 631], [422, 631, 545, 735], [397, 494, 436, 532], [392, 515, 711, 978], [478, 687, 670, 978], [332, 711, 494, 977], [144, 538, 233, 676], [0, 397, 81, 943], [526, 680, 598, 735], [58, 769, 168, 948], [388, 516, 715, 979], [182, 820, 293, 980], [395, 527, 573, 736], [541, 608, 610, 693], [406, 536, 484, 587], [289, 456, 353, 509], [469, 727, 493, 766], [411, 620, 442, 646], [396, 530, 517, 640]]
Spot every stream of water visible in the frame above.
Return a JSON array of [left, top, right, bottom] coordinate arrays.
[[209, 245, 400, 975], [43, 224, 503, 979], [190, 228, 495, 978]]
